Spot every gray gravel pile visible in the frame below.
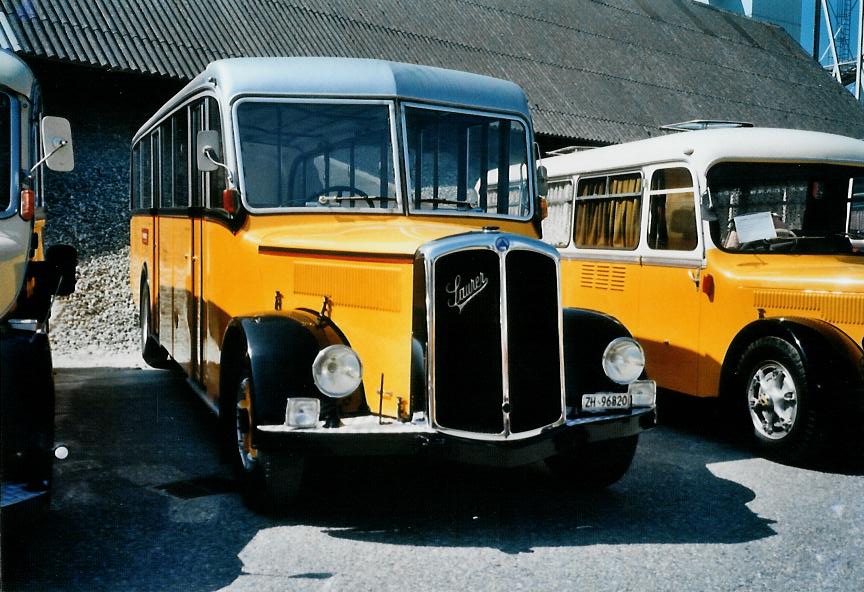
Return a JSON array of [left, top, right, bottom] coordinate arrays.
[[36, 104, 145, 366], [49, 246, 140, 363]]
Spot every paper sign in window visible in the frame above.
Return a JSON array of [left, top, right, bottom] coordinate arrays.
[[733, 212, 777, 243]]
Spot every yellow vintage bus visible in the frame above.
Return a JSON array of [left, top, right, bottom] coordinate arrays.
[[542, 125, 864, 461], [1, 49, 75, 515], [129, 57, 656, 511]]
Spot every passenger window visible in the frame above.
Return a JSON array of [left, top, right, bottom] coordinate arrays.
[[141, 135, 153, 209], [207, 97, 226, 209], [849, 177, 864, 235], [542, 180, 573, 247], [648, 168, 697, 251], [173, 109, 189, 207], [160, 124, 173, 208], [573, 172, 641, 249], [131, 142, 141, 209]]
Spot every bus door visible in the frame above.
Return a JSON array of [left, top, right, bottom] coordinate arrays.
[[637, 166, 702, 395], [155, 109, 197, 374], [188, 100, 207, 386]]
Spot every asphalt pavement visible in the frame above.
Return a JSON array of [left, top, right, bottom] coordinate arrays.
[[1, 367, 862, 591]]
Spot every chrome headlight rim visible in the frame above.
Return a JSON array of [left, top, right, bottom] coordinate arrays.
[[312, 344, 363, 398], [602, 337, 645, 385]]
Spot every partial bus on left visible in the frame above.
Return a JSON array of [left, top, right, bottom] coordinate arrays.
[[0, 49, 76, 517]]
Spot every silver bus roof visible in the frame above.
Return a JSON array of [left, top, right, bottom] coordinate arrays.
[[135, 57, 531, 142], [0, 50, 35, 99]]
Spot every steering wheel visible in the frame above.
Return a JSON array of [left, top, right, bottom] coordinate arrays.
[[310, 185, 373, 207]]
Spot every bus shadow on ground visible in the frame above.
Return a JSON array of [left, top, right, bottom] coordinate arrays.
[[289, 424, 777, 553], [655, 389, 864, 477]]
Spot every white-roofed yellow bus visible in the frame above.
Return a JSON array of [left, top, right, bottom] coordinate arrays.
[[542, 126, 864, 462], [129, 57, 657, 512]]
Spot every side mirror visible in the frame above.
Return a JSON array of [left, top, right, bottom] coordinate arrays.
[[537, 165, 549, 197], [40, 116, 74, 172], [196, 130, 221, 172], [46, 244, 77, 296]]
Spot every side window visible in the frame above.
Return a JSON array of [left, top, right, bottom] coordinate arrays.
[[141, 135, 152, 209], [131, 142, 141, 209], [160, 123, 173, 208], [151, 132, 160, 209], [542, 179, 573, 247], [190, 101, 204, 207], [647, 168, 698, 251], [173, 109, 189, 207], [206, 97, 226, 209], [573, 172, 641, 249], [850, 177, 864, 235]]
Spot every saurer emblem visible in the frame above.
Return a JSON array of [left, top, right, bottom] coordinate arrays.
[[446, 273, 488, 313]]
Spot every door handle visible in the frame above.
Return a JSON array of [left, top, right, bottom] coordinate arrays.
[[687, 269, 700, 289]]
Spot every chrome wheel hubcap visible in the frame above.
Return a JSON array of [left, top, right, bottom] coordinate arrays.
[[747, 360, 797, 440], [236, 377, 257, 471]]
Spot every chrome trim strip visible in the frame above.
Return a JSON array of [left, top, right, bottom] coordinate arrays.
[[499, 247, 511, 437], [559, 251, 640, 264], [639, 255, 705, 268]]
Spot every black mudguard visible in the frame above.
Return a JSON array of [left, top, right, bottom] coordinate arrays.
[[562, 308, 639, 407], [219, 310, 367, 427], [0, 328, 55, 489], [723, 317, 864, 403]]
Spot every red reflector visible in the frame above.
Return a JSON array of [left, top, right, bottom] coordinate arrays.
[[20, 189, 35, 221], [702, 273, 715, 301], [223, 188, 238, 215]]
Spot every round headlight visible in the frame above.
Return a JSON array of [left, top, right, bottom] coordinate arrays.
[[312, 345, 363, 398], [602, 337, 645, 385]]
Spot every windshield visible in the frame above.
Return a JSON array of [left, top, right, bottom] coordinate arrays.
[[236, 101, 399, 211], [404, 106, 531, 219], [0, 92, 10, 211], [707, 162, 864, 255]]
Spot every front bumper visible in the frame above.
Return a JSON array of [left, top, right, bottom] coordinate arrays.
[[256, 406, 656, 468]]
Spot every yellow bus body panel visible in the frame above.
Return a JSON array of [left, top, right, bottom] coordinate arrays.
[[131, 211, 535, 417], [561, 249, 864, 398]]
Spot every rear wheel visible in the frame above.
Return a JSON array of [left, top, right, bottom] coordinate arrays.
[[736, 336, 826, 462], [230, 359, 304, 514], [139, 281, 169, 369], [545, 435, 638, 489]]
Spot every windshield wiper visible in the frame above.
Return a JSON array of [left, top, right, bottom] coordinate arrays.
[[316, 195, 396, 206], [414, 198, 476, 208]]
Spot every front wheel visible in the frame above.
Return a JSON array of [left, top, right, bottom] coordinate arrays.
[[230, 361, 304, 514], [545, 435, 638, 489], [735, 336, 826, 462]]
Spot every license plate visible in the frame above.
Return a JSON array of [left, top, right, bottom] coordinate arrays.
[[581, 393, 631, 412]]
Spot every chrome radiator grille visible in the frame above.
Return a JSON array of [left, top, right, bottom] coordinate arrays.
[[415, 232, 565, 440]]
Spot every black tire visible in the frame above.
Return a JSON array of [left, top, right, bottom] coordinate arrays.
[[735, 336, 826, 462], [139, 281, 170, 369], [545, 435, 638, 489], [229, 359, 304, 514]]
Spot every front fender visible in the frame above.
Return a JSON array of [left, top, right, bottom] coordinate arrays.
[[220, 310, 367, 426], [723, 317, 864, 400], [562, 308, 637, 406]]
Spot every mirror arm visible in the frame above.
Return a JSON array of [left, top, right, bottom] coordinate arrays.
[[30, 140, 68, 173], [203, 147, 235, 186]]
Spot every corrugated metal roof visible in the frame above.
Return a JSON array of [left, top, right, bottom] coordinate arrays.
[[1, 0, 863, 143]]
